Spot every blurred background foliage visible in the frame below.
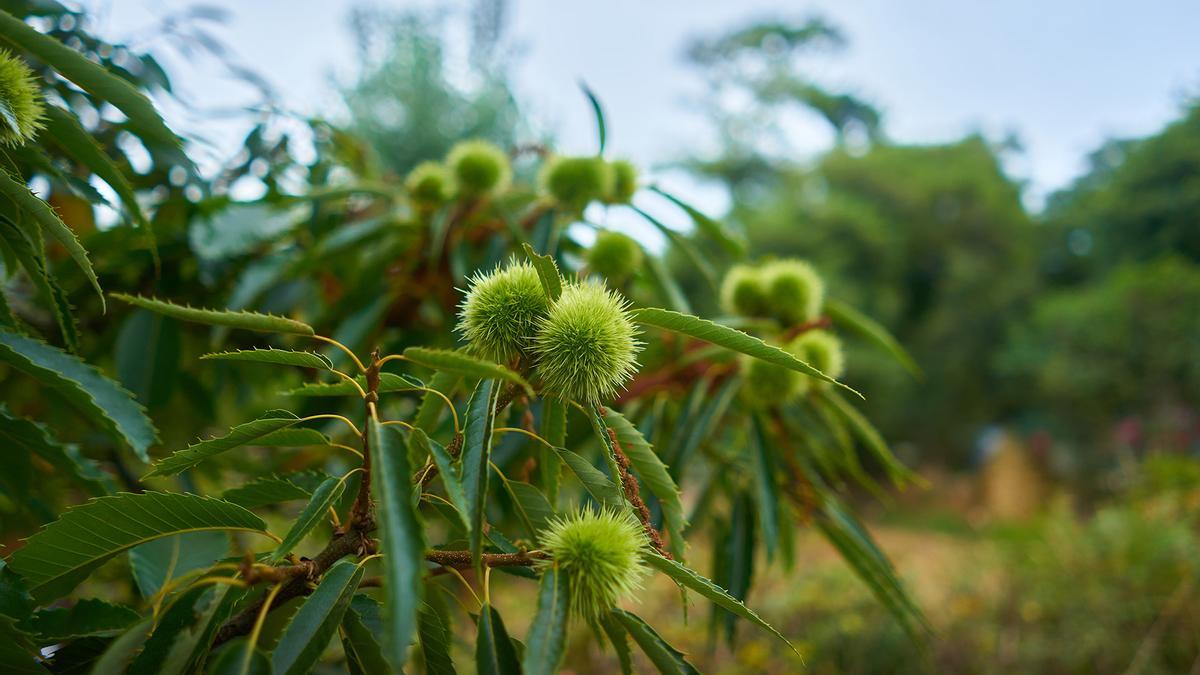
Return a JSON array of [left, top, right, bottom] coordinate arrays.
[[0, 1, 1197, 672]]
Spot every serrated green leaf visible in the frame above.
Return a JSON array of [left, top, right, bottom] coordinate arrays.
[[819, 390, 919, 486], [0, 404, 110, 495], [824, 298, 922, 378], [415, 372, 459, 433], [748, 415, 781, 559], [0, 168, 102, 304], [110, 294, 314, 336], [221, 475, 314, 510], [127, 582, 241, 675], [403, 347, 533, 396], [202, 348, 332, 371], [129, 531, 229, 598], [599, 612, 634, 675], [0, 10, 179, 149], [500, 478, 555, 542], [419, 428, 469, 530], [0, 616, 43, 673], [88, 617, 152, 675], [341, 595, 389, 675], [522, 567, 568, 675], [475, 604, 520, 675], [283, 372, 423, 397], [271, 560, 364, 675], [7, 492, 266, 603], [28, 598, 139, 641], [604, 409, 686, 559], [208, 638, 271, 675], [41, 105, 153, 243], [116, 309, 181, 407], [555, 446, 623, 507], [539, 398, 566, 504], [0, 329, 157, 461], [815, 496, 929, 639], [418, 596, 456, 675], [650, 186, 745, 255], [145, 410, 300, 478], [631, 307, 862, 398], [521, 242, 563, 300], [270, 476, 345, 562], [0, 215, 78, 350], [369, 418, 425, 669], [254, 428, 331, 447], [463, 379, 502, 570], [642, 552, 795, 653], [611, 609, 700, 675]]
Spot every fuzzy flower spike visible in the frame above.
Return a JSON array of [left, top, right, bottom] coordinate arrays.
[[538, 507, 650, 621], [457, 260, 550, 363], [532, 280, 641, 403], [0, 50, 44, 146]]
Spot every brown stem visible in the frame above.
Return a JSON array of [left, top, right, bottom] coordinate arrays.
[[780, 315, 833, 342], [350, 349, 382, 527], [598, 405, 672, 559], [213, 527, 375, 647], [425, 549, 548, 570]]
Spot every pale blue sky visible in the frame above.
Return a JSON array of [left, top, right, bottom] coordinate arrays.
[[87, 0, 1200, 213]]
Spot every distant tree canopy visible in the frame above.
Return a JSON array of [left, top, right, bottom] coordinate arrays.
[[1041, 102, 1200, 282], [339, 6, 525, 176], [684, 17, 1199, 466]]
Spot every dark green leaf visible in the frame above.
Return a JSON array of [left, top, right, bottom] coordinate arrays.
[[604, 409, 686, 559], [599, 612, 633, 675], [820, 390, 919, 485], [283, 372, 423, 397], [0, 404, 110, 495], [0, 168, 102, 302], [88, 617, 152, 675], [521, 242, 563, 300], [202, 348, 332, 371], [270, 476, 345, 562], [341, 595, 389, 675], [462, 379, 502, 570], [555, 446, 623, 507], [130, 531, 230, 598], [0, 329, 157, 461], [208, 638, 271, 675], [415, 372, 459, 433], [221, 475, 313, 510], [522, 567, 569, 675], [642, 552, 795, 652], [7, 492, 265, 603], [421, 428, 469, 530], [271, 560, 364, 675], [418, 598, 456, 675], [28, 598, 138, 641], [116, 309, 181, 407], [611, 610, 700, 675], [110, 294, 314, 336], [144, 410, 301, 478], [631, 307, 862, 397], [824, 298, 921, 378], [475, 604, 520, 675], [127, 583, 240, 675], [369, 418, 426, 668], [403, 347, 533, 396], [748, 415, 781, 559]]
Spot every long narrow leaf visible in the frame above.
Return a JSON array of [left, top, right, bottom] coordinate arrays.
[[271, 560, 364, 675], [8, 492, 265, 603], [462, 379, 502, 569], [368, 418, 425, 669], [632, 307, 862, 398], [403, 347, 533, 396], [110, 294, 314, 336], [145, 410, 300, 478], [0, 329, 157, 460]]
